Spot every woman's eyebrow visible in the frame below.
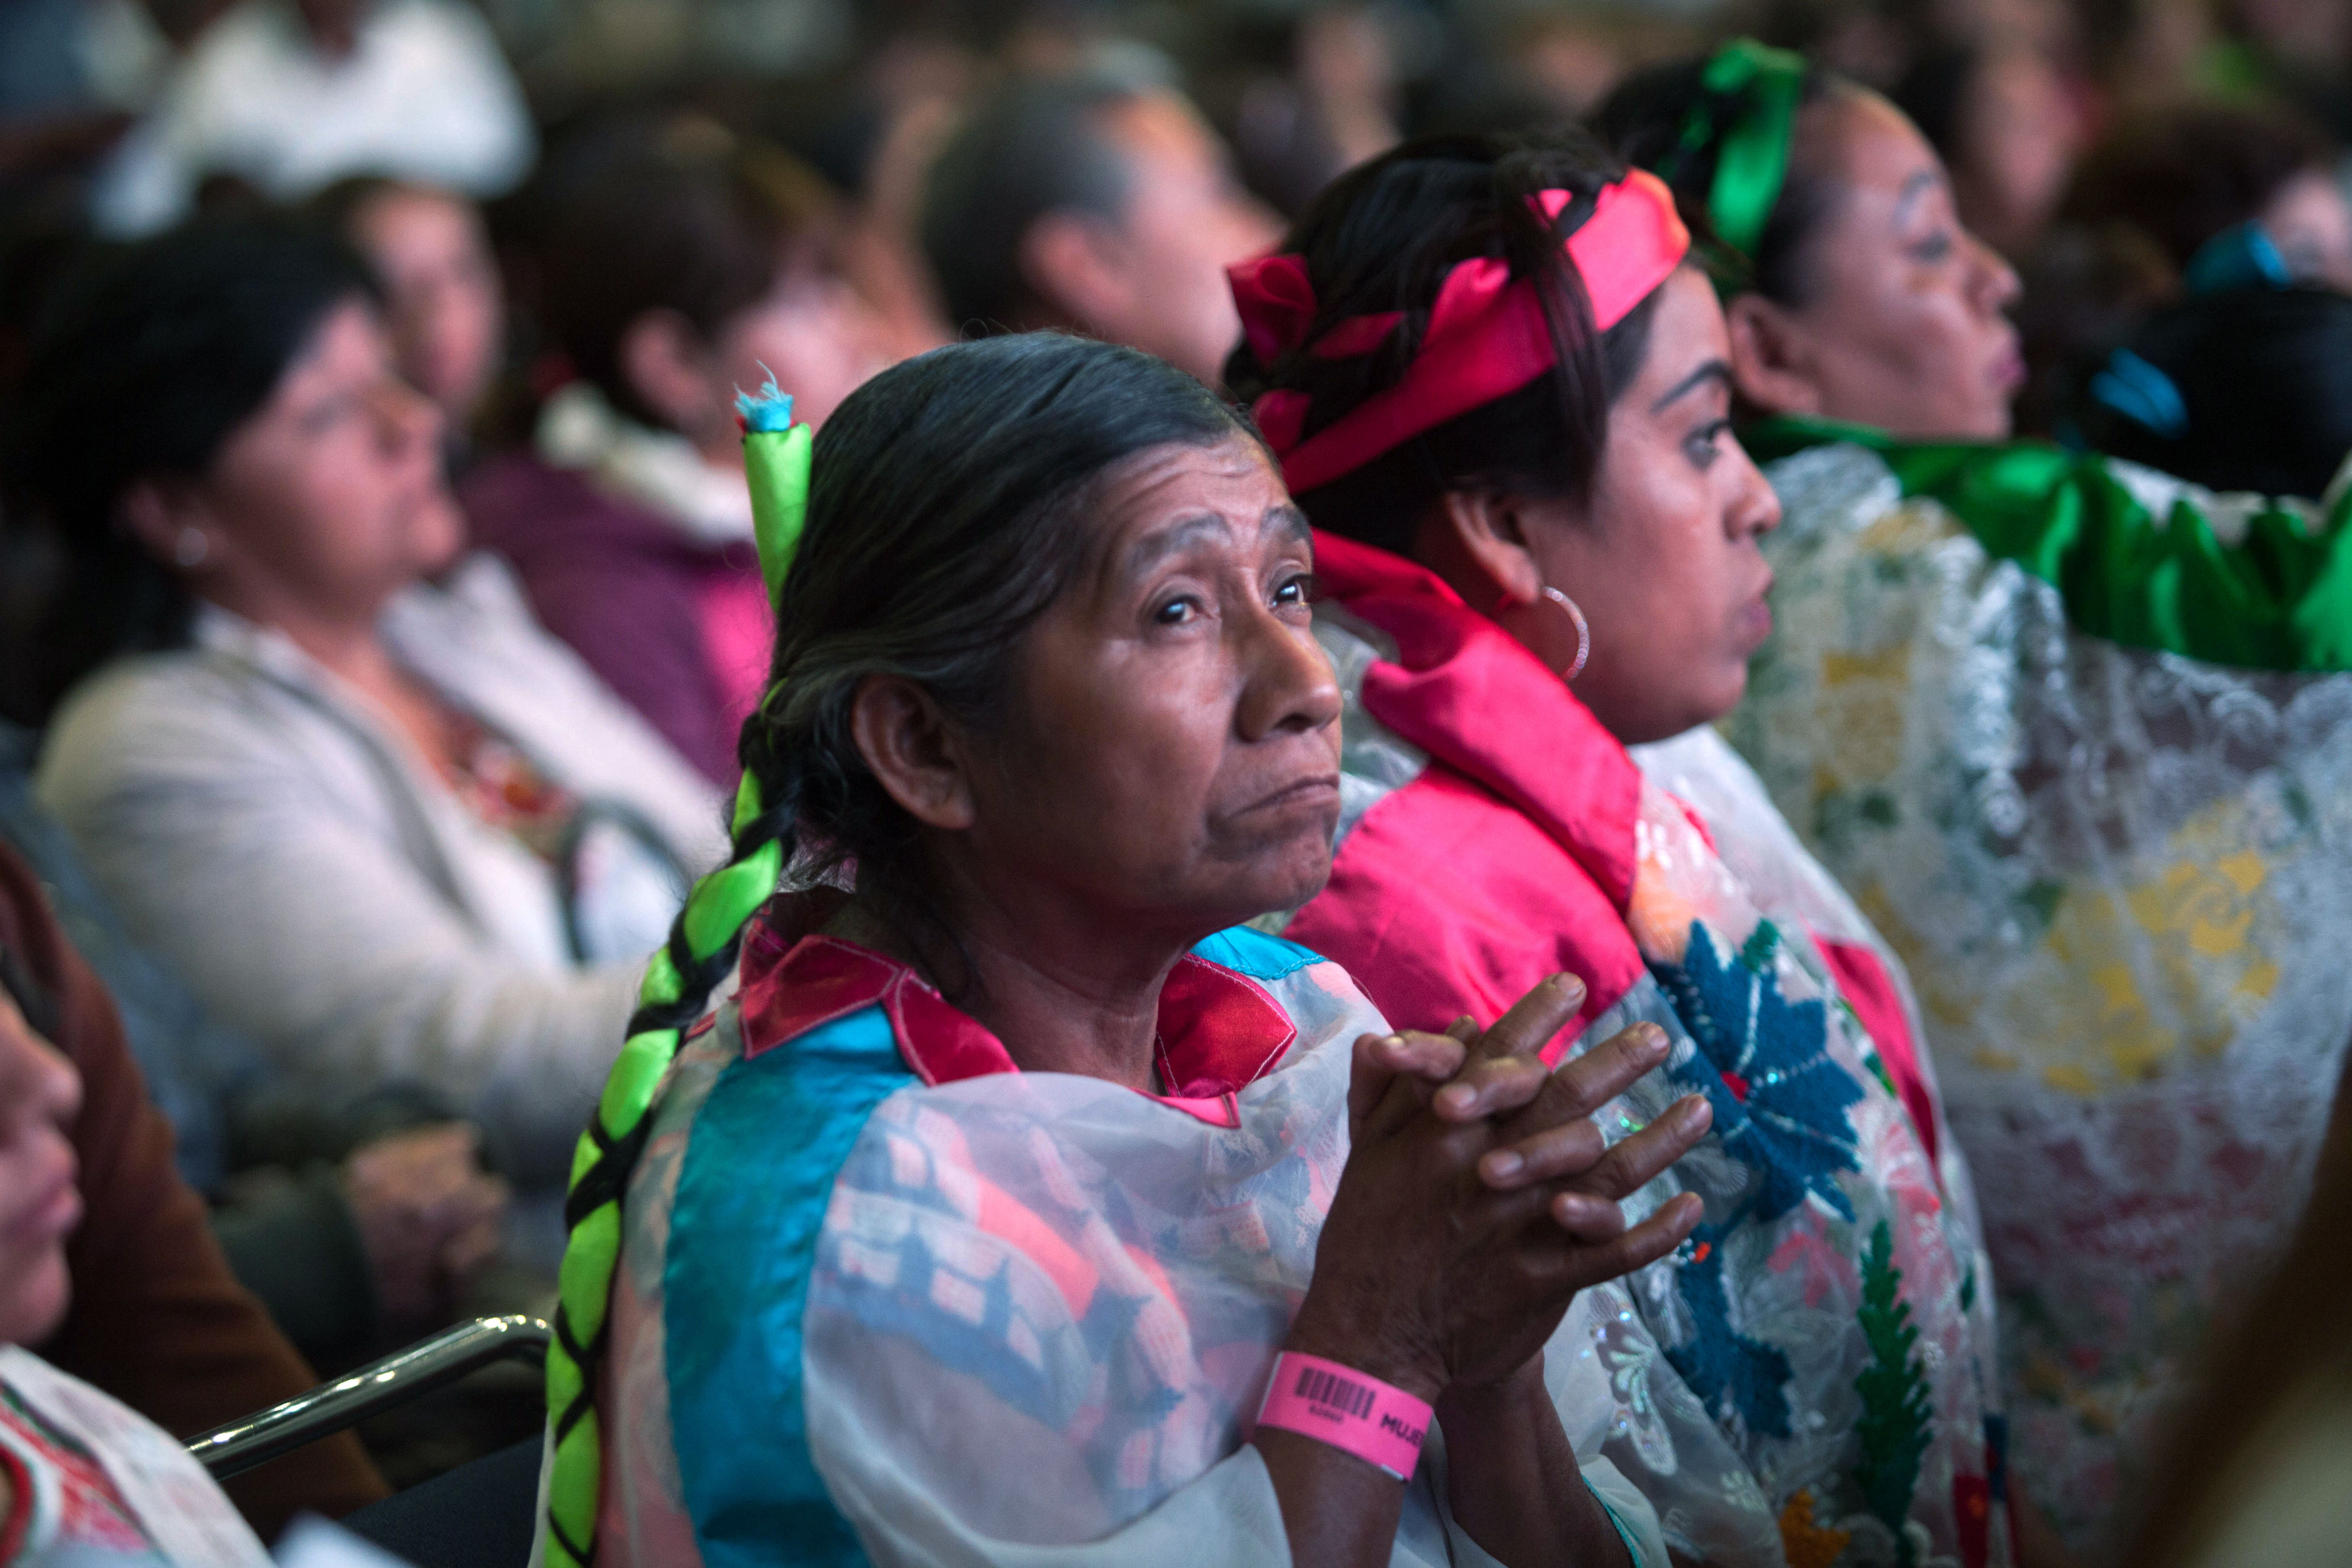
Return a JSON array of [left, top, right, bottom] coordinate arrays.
[[1892, 169, 1941, 223], [1651, 359, 1732, 413], [1269, 503, 1311, 548], [1123, 511, 1236, 574]]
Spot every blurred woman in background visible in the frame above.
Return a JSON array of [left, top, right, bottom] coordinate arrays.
[[11, 217, 723, 1231], [1603, 42, 2352, 1552], [2061, 102, 2352, 294], [315, 175, 507, 459], [0, 966, 283, 1566], [0, 835, 389, 1542], [1893, 40, 2083, 260], [460, 117, 892, 786]]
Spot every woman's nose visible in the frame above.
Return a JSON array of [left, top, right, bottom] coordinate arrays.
[[1971, 235, 2022, 315], [376, 374, 446, 454], [0, 1007, 82, 1132], [1237, 607, 1342, 742], [1726, 438, 1783, 540]]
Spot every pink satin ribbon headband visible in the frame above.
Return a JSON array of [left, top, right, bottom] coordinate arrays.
[[1228, 167, 1691, 496]]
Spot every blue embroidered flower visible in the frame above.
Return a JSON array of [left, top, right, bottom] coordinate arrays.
[[1666, 1223, 1794, 1439], [1651, 920, 1864, 1225]]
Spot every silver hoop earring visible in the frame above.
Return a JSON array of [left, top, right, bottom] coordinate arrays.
[[1542, 586, 1590, 682], [173, 528, 210, 568]]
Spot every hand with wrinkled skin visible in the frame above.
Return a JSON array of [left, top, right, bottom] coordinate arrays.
[[1257, 972, 1709, 1568], [342, 1122, 509, 1330], [1298, 972, 1708, 1402]]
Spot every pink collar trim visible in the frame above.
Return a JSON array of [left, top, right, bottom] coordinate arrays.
[[734, 913, 1302, 1128], [1311, 529, 1645, 915]]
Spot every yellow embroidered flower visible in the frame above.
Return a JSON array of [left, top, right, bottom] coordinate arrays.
[[1778, 1488, 1853, 1568]]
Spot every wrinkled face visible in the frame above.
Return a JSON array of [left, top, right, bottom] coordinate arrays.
[[1526, 269, 1784, 744], [350, 187, 504, 425], [0, 992, 81, 1346], [2260, 168, 2352, 293], [188, 299, 464, 624], [1093, 95, 1284, 385], [714, 263, 893, 431], [964, 437, 1341, 939], [1773, 92, 2024, 439]]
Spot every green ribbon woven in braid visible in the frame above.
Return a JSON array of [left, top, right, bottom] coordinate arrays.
[[739, 377, 812, 610], [1670, 38, 1807, 263], [541, 382, 809, 1568], [1744, 413, 2352, 672]]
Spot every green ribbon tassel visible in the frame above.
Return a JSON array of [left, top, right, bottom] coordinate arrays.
[[737, 377, 812, 610], [1745, 414, 2352, 673]]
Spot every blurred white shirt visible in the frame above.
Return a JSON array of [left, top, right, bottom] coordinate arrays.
[[91, 0, 533, 235]]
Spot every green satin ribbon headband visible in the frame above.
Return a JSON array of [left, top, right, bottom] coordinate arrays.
[[1672, 38, 1808, 263]]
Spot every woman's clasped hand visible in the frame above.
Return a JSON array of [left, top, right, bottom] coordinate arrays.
[[1301, 974, 1708, 1408], [1262, 971, 1710, 1568]]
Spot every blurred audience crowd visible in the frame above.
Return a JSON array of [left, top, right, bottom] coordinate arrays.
[[5, 0, 2352, 1561]]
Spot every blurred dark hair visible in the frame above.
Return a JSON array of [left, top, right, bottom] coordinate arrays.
[[2073, 287, 2352, 499], [1889, 45, 1976, 162], [1593, 54, 1848, 307], [532, 116, 837, 429], [1222, 128, 1661, 556], [2061, 104, 2334, 274], [919, 71, 1150, 334], [4, 216, 376, 722], [2011, 220, 2176, 440]]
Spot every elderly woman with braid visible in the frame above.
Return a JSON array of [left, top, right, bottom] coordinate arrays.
[[1599, 44, 2352, 1552], [533, 333, 1720, 1568], [1224, 129, 2030, 1564]]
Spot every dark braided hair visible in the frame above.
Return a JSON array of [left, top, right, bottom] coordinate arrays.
[[1222, 128, 1663, 557], [544, 331, 1255, 1568], [1593, 54, 1848, 308]]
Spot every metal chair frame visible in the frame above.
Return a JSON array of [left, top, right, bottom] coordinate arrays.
[[187, 1314, 550, 1480]]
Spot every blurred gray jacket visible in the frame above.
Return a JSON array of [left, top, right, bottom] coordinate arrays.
[[37, 553, 727, 1187]]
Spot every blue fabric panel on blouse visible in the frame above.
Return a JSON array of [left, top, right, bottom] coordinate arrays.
[[1189, 925, 1323, 982], [665, 1003, 909, 1568]]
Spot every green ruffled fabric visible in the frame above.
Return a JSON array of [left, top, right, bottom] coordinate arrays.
[[1742, 415, 2352, 673]]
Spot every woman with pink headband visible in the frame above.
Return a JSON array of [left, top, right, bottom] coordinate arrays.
[[1231, 131, 2032, 1566]]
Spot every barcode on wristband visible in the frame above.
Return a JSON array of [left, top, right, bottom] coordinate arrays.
[[1294, 1364, 1376, 1419]]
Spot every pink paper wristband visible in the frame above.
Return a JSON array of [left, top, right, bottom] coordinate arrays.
[[1252, 1352, 1434, 1481]]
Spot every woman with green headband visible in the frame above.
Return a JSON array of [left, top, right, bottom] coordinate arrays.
[[533, 332, 1721, 1568], [1598, 40, 2025, 444], [1603, 40, 2352, 1557]]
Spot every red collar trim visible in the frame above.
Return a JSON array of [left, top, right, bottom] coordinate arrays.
[[1311, 529, 1645, 914], [735, 912, 1301, 1128]]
